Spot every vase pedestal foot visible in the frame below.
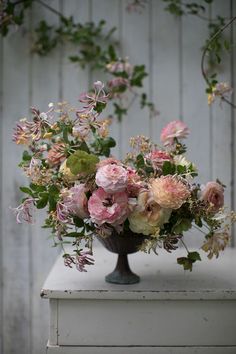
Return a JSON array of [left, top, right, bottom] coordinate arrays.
[[105, 254, 140, 284]]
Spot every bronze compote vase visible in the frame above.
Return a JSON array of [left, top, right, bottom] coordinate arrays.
[[97, 230, 147, 284]]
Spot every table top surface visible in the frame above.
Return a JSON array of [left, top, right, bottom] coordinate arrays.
[[41, 245, 236, 300]]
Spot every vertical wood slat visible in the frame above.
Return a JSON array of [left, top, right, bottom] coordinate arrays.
[[211, 0, 232, 210], [151, 0, 182, 141], [181, 4, 211, 246], [120, 0, 151, 157], [91, 0, 121, 158], [61, 0, 90, 104], [30, 1, 61, 353], [2, 16, 31, 354], [0, 35, 3, 354], [233, 0, 236, 246]]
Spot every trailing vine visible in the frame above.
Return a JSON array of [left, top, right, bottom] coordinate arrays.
[[0, 0, 157, 122], [162, 0, 235, 108]]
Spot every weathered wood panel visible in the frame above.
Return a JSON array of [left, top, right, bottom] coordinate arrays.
[[30, 1, 61, 353], [0, 1, 235, 353], [1, 15, 31, 354]]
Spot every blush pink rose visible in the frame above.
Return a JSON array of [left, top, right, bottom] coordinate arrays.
[[95, 163, 128, 193], [58, 184, 89, 221], [160, 120, 190, 146], [201, 182, 224, 213], [96, 157, 121, 169], [146, 150, 172, 169], [88, 188, 129, 226]]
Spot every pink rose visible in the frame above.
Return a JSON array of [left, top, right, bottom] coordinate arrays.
[[95, 163, 128, 193], [88, 188, 129, 226], [201, 182, 224, 213], [146, 150, 172, 169], [57, 184, 89, 222], [160, 120, 190, 146]]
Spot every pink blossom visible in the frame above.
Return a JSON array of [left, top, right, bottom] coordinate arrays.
[[47, 143, 66, 166], [95, 163, 128, 193], [146, 150, 172, 169], [11, 198, 35, 224], [12, 121, 31, 145], [201, 182, 224, 213], [150, 175, 190, 209], [88, 188, 129, 226], [160, 120, 190, 146]]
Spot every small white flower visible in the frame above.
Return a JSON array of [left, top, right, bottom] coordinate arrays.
[[48, 102, 54, 108], [39, 112, 48, 120]]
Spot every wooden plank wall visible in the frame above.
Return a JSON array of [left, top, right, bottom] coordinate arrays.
[[0, 0, 235, 353]]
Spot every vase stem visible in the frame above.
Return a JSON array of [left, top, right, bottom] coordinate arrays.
[[105, 254, 140, 284]]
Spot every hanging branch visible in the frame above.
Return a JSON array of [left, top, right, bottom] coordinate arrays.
[[201, 16, 236, 109]]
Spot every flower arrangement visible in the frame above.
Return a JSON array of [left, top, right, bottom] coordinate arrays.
[[12, 81, 235, 273]]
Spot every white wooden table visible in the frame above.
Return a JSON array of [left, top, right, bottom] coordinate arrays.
[[41, 247, 236, 354]]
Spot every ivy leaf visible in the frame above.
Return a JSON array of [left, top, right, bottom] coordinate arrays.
[[130, 65, 148, 87], [172, 218, 192, 234], [30, 183, 46, 192], [66, 150, 99, 175], [177, 251, 201, 271]]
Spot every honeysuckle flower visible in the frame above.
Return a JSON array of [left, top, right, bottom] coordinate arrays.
[[47, 143, 66, 166], [88, 188, 129, 226], [150, 175, 190, 209], [207, 82, 233, 105], [201, 181, 224, 213], [78, 81, 109, 114], [145, 150, 172, 169], [160, 120, 190, 146], [11, 198, 35, 224], [130, 135, 151, 153], [95, 163, 128, 193], [128, 190, 171, 236], [108, 77, 129, 91], [12, 120, 31, 145], [201, 231, 229, 259], [106, 59, 133, 76], [76, 251, 95, 272]]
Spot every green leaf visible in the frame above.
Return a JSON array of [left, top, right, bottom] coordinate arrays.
[[22, 151, 32, 161], [177, 257, 193, 271], [136, 154, 145, 169], [73, 216, 84, 228], [162, 161, 176, 175], [188, 251, 201, 262], [64, 232, 84, 238], [172, 218, 192, 234], [30, 183, 46, 192], [130, 65, 148, 87], [20, 186, 34, 197], [36, 192, 49, 209]]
